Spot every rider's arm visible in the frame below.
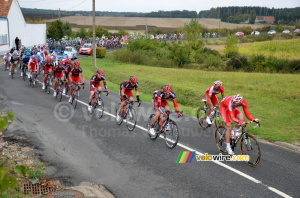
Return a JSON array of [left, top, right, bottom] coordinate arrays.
[[80, 72, 85, 83], [241, 100, 254, 121], [229, 110, 244, 125], [101, 76, 108, 90]]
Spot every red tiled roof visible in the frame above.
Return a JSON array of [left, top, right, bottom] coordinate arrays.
[[0, 0, 13, 18], [255, 16, 275, 23]]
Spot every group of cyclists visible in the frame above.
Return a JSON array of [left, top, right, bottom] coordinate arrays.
[[2, 44, 260, 155]]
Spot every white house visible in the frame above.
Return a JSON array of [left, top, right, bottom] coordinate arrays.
[[0, 0, 46, 54]]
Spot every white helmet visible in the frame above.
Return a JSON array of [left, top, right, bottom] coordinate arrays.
[[232, 94, 243, 105], [213, 80, 222, 88], [13, 50, 18, 56]]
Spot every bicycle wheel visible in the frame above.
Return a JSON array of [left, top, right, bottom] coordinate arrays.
[[240, 134, 261, 166], [22, 69, 26, 81], [164, 120, 179, 149], [214, 114, 224, 128], [196, 107, 209, 129], [147, 114, 158, 140], [73, 92, 78, 109], [214, 126, 227, 154], [47, 84, 51, 94], [95, 98, 104, 119], [11, 68, 14, 79], [126, 107, 137, 131], [115, 103, 123, 125], [58, 88, 62, 102]]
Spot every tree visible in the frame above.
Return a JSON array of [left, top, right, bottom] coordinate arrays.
[[87, 25, 109, 38], [76, 27, 88, 38], [224, 34, 238, 58], [183, 19, 203, 42], [63, 21, 72, 38], [47, 20, 64, 40], [249, 10, 256, 24]]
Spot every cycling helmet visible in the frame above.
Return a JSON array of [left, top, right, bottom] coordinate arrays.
[[46, 57, 52, 63], [232, 94, 243, 105], [130, 75, 137, 83], [97, 69, 103, 75], [58, 60, 63, 66], [31, 55, 35, 59], [74, 60, 80, 66], [163, 84, 172, 93], [26, 52, 30, 56], [13, 50, 18, 56], [213, 80, 222, 88]]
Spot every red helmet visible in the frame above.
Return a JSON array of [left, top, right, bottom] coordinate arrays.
[[163, 84, 172, 93], [74, 60, 80, 67], [213, 80, 222, 88], [97, 69, 103, 75], [46, 57, 52, 63], [58, 60, 63, 66], [130, 75, 137, 83], [70, 61, 75, 67]]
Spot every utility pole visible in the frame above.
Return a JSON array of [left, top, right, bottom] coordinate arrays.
[[92, 0, 96, 67], [59, 8, 60, 20], [145, 18, 148, 35]]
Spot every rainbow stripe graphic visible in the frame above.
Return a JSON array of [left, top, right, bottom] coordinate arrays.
[[176, 151, 196, 163]]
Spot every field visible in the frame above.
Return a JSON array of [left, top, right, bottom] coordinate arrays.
[[48, 17, 263, 30], [79, 57, 300, 143], [238, 39, 300, 60]]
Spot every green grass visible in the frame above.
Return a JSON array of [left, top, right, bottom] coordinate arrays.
[[79, 57, 300, 143], [239, 39, 300, 60]]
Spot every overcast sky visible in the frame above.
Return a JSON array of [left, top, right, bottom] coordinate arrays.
[[18, 0, 300, 12]]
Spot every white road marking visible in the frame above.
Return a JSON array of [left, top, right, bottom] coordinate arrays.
[[35, 79, 292, 198]]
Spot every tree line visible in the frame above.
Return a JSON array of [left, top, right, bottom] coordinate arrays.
[[22, 7, 300, 25], [199, 7, 300, 25]]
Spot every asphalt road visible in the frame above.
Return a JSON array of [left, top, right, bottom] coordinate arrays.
[[0, 64, 299, 198]]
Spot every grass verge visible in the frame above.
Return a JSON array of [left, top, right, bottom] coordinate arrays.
[[79, 56, 300, 143]]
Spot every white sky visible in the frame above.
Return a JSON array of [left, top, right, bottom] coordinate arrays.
[[18, 0, 300, 12]]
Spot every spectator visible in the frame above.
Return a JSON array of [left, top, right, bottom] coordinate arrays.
[[15, 37, 20, 50]]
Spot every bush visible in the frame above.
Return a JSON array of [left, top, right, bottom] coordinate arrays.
[[91, 47, 106, 58], [205, 54, 224, 68], [249, 55, 265, 72], [287, 60, 300, 73], [226, 55, 248, 71]]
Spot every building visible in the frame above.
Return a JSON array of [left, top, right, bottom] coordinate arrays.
[[0, 0, 46, 54], [255, 16, 275, 24]]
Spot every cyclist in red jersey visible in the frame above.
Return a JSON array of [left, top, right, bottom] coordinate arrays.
[[42, 56, 54, 90], [116, 75, 140, 122], [68, 60, 85, 103], [205, 80, 224, 126], [27, 55, 39, 83], [63, 60, 73, 94], [53, 60, 66, 97], [88, 69, 109, 112], [219, 94, 260, 155], [149, 84, 183, 135]]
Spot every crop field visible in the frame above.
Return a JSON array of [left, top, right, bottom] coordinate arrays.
[[239, 39, 300, 60], [79, 57, 300, 143], [48, 16, 263, 30]]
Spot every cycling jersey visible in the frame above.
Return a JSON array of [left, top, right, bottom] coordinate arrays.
[[70, 67, 82, 83], [22, 56, 30, 65], [152, 89, 179, 113], [53, 66, 64, 78], [205, 85, 224, 105], [10, 56, 19, 64], [220, 96, 254, 125], [28, 59, 38, 72], [89, 75, 107, 91], [119, 80, 138, 100]]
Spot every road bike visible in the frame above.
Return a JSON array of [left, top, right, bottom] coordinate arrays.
[[115, 99, 141, 131], [196, 99, 223, 129], [214, 121, 261, 166], [21, 63, 27, 81], [88, 90, 108, 119], [147, 111, 183, 149], [70, 82, 84, 109], [43, 73, 51, 94], [11, 62, 18, 79], [28, 70, 37, 88], [54, 77, 63, 102]]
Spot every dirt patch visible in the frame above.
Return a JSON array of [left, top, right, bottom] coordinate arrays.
[[47, 17, 263, 30]]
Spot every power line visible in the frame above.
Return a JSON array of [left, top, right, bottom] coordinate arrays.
[[67, 0, 89, 11]]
